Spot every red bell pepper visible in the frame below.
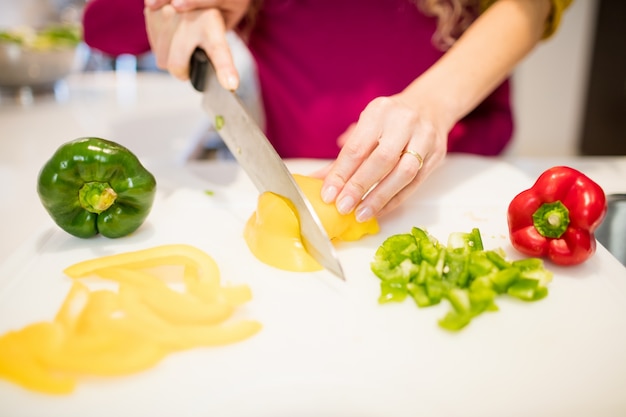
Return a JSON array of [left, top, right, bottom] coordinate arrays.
[[507, 166, 607, 266]]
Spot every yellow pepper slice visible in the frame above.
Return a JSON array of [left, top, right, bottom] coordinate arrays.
[[0, 322, 75, 395], [54, 281, 90, 332], [64, 244, 221, 287], [96, 267, 235, 325], [49, 335, 167, 376], [118, 284, 261, 351]]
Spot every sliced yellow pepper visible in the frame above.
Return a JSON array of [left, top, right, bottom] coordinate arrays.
[[0, 322, 75, 395], [244, 174, 379, 272], [293, 175, 380, 241], [54, 281, 90, 332], [95, 267, 235, 325], [64, 244, 221, 287], [245, 191, 322, 272], [117, 285, 260, 350], [0, 245, 261, 395]]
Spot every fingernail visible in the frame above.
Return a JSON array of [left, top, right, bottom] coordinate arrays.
[[226, 74, 238, 91], [337, 196, 355, 215], [355, 205, 373, 223], [171, 0, 184, 7], [321, 185, 337, 203]]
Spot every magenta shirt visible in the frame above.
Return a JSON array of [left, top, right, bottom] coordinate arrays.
[[83, 0, 513, 159]]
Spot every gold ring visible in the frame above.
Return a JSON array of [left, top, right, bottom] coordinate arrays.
[[401, 149, 424, 170]]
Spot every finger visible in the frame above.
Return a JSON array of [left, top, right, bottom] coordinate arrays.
[[144, 5, 179, 70], [171, 0, 221, 12], [354, 147, 428, 222], [336, 122, 356, 148], [332, 102, 416, 215], [320, 105, 383, 205], [145, 0, 172, 11], [166, 15, 201, 80], [165, 9, 238, 88], [199, 10, 239, 90]]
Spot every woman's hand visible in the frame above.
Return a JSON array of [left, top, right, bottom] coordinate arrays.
[[143, 0, 251, 89], [319, 0, 553, 223], [318, 92, 450, 223]]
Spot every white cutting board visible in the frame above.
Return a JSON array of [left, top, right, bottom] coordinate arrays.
[[1, 155, 625, 417]]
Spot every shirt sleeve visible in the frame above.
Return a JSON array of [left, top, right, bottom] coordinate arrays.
[[479, 0, 574, 40], [82, 0, 151, 57]]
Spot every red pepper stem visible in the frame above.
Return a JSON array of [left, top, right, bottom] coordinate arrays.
[[532, 201, 570, 239], [78, 182, 118, 214]]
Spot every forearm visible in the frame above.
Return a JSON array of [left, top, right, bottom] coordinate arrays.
[[401, 0, 552, 131]]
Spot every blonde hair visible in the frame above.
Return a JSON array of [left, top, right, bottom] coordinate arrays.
[[414, 0, 481, 50]]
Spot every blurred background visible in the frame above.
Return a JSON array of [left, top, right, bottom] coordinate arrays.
[[0, 0, 623, 157]]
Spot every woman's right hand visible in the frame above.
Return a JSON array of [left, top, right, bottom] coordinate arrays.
[[143, 0, 251, 90]]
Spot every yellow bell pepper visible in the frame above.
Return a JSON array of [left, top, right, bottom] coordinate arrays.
[[244, 174, 379, 272]]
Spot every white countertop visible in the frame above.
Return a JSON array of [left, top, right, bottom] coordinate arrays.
[[1, 72, 626, 417], [0, 71, 625, 267]]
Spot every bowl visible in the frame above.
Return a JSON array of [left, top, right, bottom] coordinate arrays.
[[0, 24, 81, 90], [0, 42, 77, 89]]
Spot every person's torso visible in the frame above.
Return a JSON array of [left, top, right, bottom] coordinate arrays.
[[247, 0, 513, 158]]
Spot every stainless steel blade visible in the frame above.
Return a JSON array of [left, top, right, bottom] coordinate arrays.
[[190, 49, 344, 280]]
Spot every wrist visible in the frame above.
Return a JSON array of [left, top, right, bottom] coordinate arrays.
[[398, 71, 463, 136]]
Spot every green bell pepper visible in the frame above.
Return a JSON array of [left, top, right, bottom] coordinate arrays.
[[37, 137, 157, 238]]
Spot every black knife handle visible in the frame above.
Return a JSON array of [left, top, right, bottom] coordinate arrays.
[[189, 47, 210, 92]]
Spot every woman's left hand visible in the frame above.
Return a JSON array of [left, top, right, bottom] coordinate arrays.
[[317, 92, 449, 223]]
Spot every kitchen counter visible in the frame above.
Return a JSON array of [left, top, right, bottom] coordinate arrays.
[[1, 71, 625, 417]]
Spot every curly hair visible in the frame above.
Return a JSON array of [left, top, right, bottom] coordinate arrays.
[[414, 0, 481, 50]]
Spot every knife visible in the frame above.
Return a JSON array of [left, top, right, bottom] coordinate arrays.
[[189, 48, 345, 280]]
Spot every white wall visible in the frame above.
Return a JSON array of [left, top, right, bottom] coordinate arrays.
[[507, 0, 600, 157]]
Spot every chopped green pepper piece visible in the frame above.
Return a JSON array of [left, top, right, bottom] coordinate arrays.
[[507, 278, 548, 301], [411, 227, 441, 265], [425, 275, 445, 304], [444, 251, 470, 287], [438, 311, 472, 331], [379, 281, 408, 304], [215, 115, 225, 130], [407, 283, 437, 307], [469, 286, 498, 314], [490, 268, 521, 294], [468, 251, 497, 278], [485, 250, 512, 270], [512, 258, 545, 271], [447, 288, 471, 314], [447, 228, 484, 252]]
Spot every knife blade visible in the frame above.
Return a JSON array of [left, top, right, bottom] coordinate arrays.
[[189, 48, 345, 280]]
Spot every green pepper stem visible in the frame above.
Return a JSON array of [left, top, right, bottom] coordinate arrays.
[[78, 182, 118, 214], [532, 201, 570, 239]]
